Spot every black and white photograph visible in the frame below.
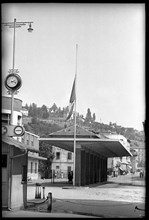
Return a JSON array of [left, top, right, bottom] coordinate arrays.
[[1, 3, 146, 218]]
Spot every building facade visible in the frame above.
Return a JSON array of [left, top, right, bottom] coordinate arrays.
[[2, 96, 23, 126], [2, 96, 46, 209], [105, 133, 131, 175], [51, 146, 74, 179], [22, 131, 47, 181]]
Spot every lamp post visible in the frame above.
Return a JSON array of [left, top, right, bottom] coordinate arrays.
[[2, 18, 33, 125]]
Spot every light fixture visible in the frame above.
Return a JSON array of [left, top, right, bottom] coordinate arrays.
[[27, 23, 33, 32]]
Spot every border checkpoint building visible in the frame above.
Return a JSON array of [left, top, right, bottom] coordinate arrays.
[[40, 125, 132, 186]]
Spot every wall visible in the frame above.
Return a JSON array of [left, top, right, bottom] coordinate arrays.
[[11, 175, 25, 209], [2, 96, 22, 112], [27, 158, 39, 180], [11, 147, 27, 209], [2, 143, 27, 210], [22, 131, 40, 180]]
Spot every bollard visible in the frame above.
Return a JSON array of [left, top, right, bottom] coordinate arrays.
[[42, 186, 45, 199], [35, 183, 41, 199], [47, 192, 52, 212]]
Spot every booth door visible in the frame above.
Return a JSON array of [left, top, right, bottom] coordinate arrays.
[[2, 154, 8, 207]]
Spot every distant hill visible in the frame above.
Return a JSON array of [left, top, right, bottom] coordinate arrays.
[[23, 102, 145, 149]]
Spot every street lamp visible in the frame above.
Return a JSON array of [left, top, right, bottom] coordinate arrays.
[[2, 18, 33, 125]]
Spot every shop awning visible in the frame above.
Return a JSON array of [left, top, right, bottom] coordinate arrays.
[[28, 154, 47, 160]]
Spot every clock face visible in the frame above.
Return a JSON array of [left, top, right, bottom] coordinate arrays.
[[5, 73, 22, 91], [6, 75, 18, 88]]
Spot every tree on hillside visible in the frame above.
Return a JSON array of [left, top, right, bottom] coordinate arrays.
[[24, 103, 29, 109], [93, 113, 96, 122], [28, 103, 38, 117], [85, 108, 92, 124], [41, 105, 49, 119], [24, 123, 34, 133], [49, 103, 58, 113], [24, 120, 61, 137]]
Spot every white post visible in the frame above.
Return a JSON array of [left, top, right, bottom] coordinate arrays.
[[10, 18, 16, 125], [73, 100, 77, 186], [73, 44, 78, 186]]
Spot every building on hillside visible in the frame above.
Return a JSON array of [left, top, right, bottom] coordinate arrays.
[[22, 116, 32, 124], [39, 116, 66, 127], [21, 107, 28, 116], [2, 95, 46, 210]]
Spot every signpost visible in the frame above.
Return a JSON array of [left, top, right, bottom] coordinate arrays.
[[2, 125, 25, 137]]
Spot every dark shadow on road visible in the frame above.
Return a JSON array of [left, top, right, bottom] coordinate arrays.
[[26, 198, 145, 218]]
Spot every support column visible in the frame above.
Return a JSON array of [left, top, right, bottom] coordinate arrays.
[[95, 156, 98, 183], [90, 154, 93, 184], [97, 156, 99, 182], [105, 158, 107, 182], [103, 158, 105, 182], [85, 152, 90, 185], [75, 144, 81, 186], [81, 150, 86, 186], [93, 154, 95, 184], [101, 158, 103, 182]]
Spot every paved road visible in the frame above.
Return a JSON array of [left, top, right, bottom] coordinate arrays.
[[27, 174, 145, 204], [2, 173, 146, 218]]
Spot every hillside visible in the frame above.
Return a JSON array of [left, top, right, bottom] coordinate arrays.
[[23, 103, 145, 149]]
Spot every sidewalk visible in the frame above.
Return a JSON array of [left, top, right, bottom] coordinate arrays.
[[2, 197, 145, 218], [2, 209, 96, 218]]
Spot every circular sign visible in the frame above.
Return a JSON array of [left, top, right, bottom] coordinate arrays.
[[14, 125, 25, 136], [2, 125, 7, 135], [5, 73, 22, 91]]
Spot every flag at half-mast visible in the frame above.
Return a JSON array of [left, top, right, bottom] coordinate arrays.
[[65, 75, 76, 121]]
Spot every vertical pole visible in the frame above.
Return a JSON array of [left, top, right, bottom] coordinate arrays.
[[10, 91, 14, 125], [73, 44, 78, 186], [47, 192, 52, 212], [24, 151, 28, 208], [42, 186, 45, 199], [12, 18, 16, 71], [73, 100, 76, 186], [10, 18, 16, 126]]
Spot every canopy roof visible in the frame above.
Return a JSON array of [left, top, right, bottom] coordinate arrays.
[[39, 125, 132, 158]]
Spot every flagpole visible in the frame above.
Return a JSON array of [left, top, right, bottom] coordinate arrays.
[[73, 44, 78, 186]]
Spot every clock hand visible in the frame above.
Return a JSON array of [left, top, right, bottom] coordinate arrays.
[[11, 80, 16, 83]]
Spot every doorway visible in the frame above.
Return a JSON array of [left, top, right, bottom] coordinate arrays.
[[2, 154, 8, 207]]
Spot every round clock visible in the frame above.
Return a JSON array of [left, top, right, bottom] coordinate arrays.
[[5, 73, 22, 91]]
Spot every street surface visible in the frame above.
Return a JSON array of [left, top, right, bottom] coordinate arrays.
[[27, 173, 145, 204], [2, 172, 146, 218]]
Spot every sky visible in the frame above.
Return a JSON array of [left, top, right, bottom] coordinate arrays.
[[1, 3, 145, 131]]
